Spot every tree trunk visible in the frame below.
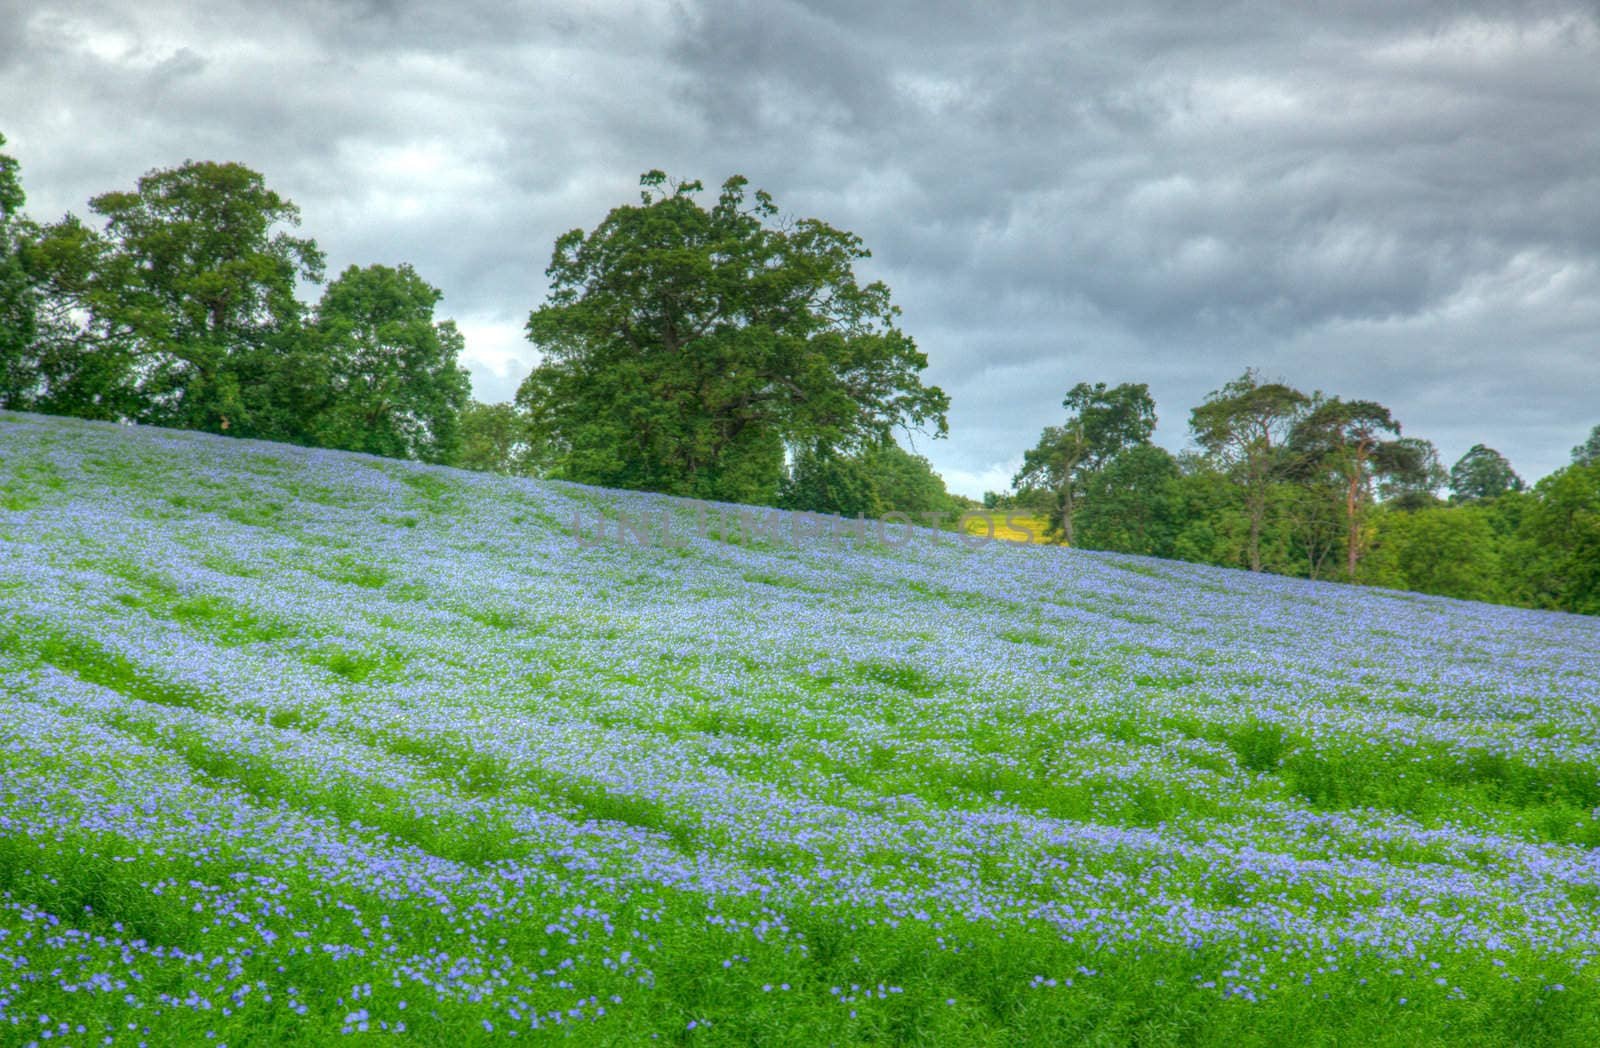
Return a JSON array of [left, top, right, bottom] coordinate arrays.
[[1345, 471, 1361, 580]]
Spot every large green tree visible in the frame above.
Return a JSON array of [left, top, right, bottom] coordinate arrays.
[[1380, 437, 1447, 511], [779, 439, 959, 521], [27, 160, 324, 434], [306, 263, 471, 463], [1362, 504, 1503, 603], [1189, 369, 1309, 571], [1076, 444, 1182, 557], [516, 171, 948, 504], [1013, 381, 1157, 544], [779, 443, 883, 519], [6, 214, 145, 419]]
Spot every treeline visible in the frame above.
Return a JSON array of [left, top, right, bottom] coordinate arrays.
[[3, 139, 1593, 613], [991, 373, 1600, 615], [0, 144, 964, 516], [0, 136, 474, 462]]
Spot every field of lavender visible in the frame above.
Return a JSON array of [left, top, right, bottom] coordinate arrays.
[[2, 410, 1599, 1045]]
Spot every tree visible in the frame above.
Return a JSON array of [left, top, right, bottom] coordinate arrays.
[[1076, 444, 1182, 557], [779, 439, 958, 520], [1013, 381, 1157, 544], [28, 160, 324, 434], [1188, 369, 1309, 571], [1572, 424, 1600, 467], [307, 263, 471, 464], [455, 400, 547, 476], [1364, 505, 1503, 603], [1289, 397, 1413, 580], [861, 440, 960, 518], [1514, 461, 1600, 615], [0, 131, 37, 407], [780, 443, 882, 518], [1449, 443, 1523, 503], [1381, 437, 1447, 511], [516, 171, 948, 504]]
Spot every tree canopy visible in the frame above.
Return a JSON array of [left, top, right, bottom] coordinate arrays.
[[1189, 369, 1309, 571], [0, 132, 37, 409], [1449, 443, 1523, 503], [779, 439, 959, 520], [15, 160, 325, 434], [305, 263, 472, 464], [1014, 381, 1156, 544], [1572, 424, 1600, 467], [1289, 398, 1419, 579], [515, 171, 948, 504], [2, 153, 475, 463], [455, 400, 547, 477]]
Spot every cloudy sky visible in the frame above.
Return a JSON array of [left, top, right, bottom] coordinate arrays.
[[4, 0, 1597, 494]]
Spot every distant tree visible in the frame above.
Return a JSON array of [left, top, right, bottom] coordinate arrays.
[[1364, 505, 1503, 603], [455, 400, 547, 476], [1290, 397, 1416, 580], [307, 263, 471, 464], [1572, 424, 1600, 467], [1189, 369, 1309, 571], [0, 131, 37, 408], [516, 171, 948, 504], [1449, 443, 1523, 502], [1514, 461, 1600, 615], [862, 441, 959, 518], [1165, 461, 1248, 570], [1076, 444, 1182, 557], [1381, 437, 1447, 511], [780, 439, 957, 520], [779, 442, 882, 518], [1014, 381, 1157, 544]]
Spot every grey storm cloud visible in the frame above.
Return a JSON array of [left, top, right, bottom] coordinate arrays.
[[3, 0, 1597, 494]]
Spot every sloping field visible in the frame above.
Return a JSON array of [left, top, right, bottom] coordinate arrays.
[[3, 410, 1600, 1046]]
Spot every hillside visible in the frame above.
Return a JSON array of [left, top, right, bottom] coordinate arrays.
[[3, 410, 1600, 1045]]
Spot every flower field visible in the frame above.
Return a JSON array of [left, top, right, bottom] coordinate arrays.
[[3, 410, 1600, 1046]]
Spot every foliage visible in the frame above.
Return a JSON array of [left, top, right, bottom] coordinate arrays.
[[1513, 461, 1600, 615], [1571, 424, 1600, 467], [1379, 437, 1447, 511], [454, 400, 547, 476], [0, 131, 37, 408], [859, 440, 961, 519], [779, 442, 884, 518], [59, 160, 326, 435], [517, 171, 948, 504], [1362, 504, 1503, 602], [1449, 443, 1523, 503], [1075, 444, 1182, 557], [780, 439, 960, 522], [1289, 397, 1418, 579], [1189, 369, 1309, 571], [1014, 381, 1156, 544], [305, 263, 472, 463], [3, 155, 482, 470]]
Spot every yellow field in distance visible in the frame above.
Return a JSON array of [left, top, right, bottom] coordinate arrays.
[[961, 513, 1061, 545]]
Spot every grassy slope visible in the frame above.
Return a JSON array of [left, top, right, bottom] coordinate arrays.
[[2, 409, 1600, 1046]]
